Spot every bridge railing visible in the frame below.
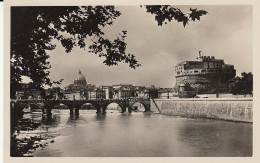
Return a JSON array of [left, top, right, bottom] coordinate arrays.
[[12, 97, 150, 102]]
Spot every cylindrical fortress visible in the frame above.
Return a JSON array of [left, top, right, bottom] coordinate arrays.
[[174, 54, 236, 94]]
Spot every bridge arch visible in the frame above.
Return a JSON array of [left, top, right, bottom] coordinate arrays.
[[28, 103, 43, 110], [79, 103, 97, 110], [104, 102, 125, 112], [129, 100, 150, 112], [51, 102, 69, 109], [130, 102, 146, 112], [52, 101, 74, 110], [16, 102, 43, 110]]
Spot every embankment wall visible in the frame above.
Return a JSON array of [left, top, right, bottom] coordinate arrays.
[[150, 98, 253, 122]]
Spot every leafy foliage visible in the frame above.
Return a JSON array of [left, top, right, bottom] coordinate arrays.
[[11, 6, 207, 98], [11, 6, 135, 98], [229, 72, 253, 95], [89, 30, 140, 69], [144, 5, 208, 27]]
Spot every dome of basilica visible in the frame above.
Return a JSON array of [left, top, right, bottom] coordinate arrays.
[[74, 70, 87, 86]]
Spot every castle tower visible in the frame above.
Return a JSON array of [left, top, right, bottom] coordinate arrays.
[[174, 54, 236, 94]]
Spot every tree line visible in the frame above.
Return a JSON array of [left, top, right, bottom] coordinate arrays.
[[229, 72, 253, 96]]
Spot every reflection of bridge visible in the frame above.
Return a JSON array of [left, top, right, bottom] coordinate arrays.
[[11, 98, 151, 116]]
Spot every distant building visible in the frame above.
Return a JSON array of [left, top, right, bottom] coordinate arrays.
[[144, 85, 159, 99], [64, 92, 81, 100], [15, 82, 42, 99], [88, 88, 106, 100], [45, 87, 64, 99], [134, 86, 146, 98], [112, 84, 135, 99], [174, 52, 236, 94], [64, 70, 96, 100], [100, 85, 113, 99], [65, 70, 95, 93], [158, 88, 174, 99]]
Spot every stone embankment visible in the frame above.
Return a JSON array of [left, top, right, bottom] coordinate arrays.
[[150, 98, 253, 122]]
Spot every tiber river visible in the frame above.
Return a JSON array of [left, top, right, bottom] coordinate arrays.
[[11, 107, 252, 157]]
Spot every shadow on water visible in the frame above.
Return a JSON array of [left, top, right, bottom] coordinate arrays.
[[41, 116, 53, 125], [69, 114, 79, 120], [66, 114, 80, 125], [116, 112, 133, 121], [120, 112, 132, 116], [95, 113, 107, 121], [116, 111, 153, 120], [142, 111, 153, 118], [41, 114, 61, 126]]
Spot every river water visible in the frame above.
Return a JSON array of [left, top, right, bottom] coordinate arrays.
[[11, 109, 252, 157]]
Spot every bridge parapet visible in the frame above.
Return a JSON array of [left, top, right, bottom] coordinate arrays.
[[11, 98, 151, 115]]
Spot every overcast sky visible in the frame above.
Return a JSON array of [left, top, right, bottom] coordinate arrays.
[[34, 5, 252, 89]]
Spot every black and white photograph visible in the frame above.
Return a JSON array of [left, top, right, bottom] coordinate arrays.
[[4, 0, 259, 160]]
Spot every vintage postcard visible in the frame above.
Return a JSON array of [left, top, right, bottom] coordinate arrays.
[[3, 0, 260, 162]]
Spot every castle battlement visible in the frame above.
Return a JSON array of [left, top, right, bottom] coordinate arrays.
[[174, 52, 236, 94]]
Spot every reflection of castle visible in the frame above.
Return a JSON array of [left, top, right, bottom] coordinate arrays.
[[174, 52, 236, 94]]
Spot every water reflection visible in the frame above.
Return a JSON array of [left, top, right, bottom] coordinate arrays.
[[41, 116, 53, 125], [12, 110, 252, 157], [177, 119, 252, 156], [66, 114, 90, 127], [69, 114, 79, 120], [95, 113, 106, 121], [142, 111, 152, 118], [40, 114, 61, 126]]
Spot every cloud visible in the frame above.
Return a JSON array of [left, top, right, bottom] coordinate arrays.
[[46, 5, 252, 88]]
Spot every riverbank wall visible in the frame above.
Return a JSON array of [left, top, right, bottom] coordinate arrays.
[[150, 98, 253, 122]]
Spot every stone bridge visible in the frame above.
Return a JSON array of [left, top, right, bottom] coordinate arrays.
[[11, 98, 151, 116]]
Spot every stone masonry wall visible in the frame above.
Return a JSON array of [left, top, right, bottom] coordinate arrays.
[[150, 98, 253, 122]]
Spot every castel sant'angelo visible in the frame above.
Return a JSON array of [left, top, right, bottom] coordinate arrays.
[[174, 52, 236, 94]]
